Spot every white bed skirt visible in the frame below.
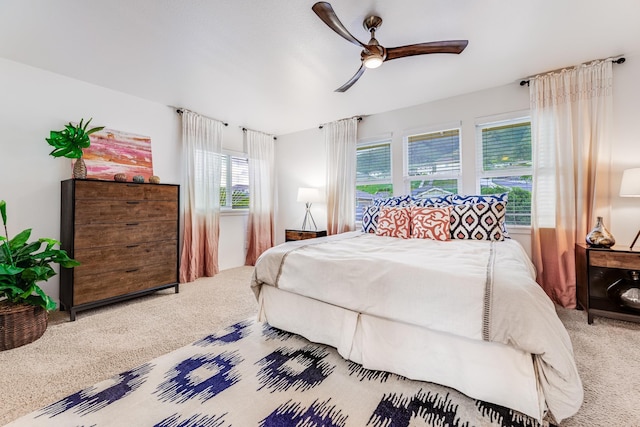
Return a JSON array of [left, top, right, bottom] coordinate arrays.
[[258, 285, 545, 422]]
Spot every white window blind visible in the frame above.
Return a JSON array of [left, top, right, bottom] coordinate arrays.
[[405, 128, 461, 196], [220, 154, 250, 209], [477, 119, 532, 225], [355, 140, 392, 221]]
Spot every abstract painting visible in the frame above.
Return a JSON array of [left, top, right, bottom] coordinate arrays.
[[80, 127, 154, 181]]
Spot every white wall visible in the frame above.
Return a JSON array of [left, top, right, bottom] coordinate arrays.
[[276, 56, 640, 255], [0, 58, 248, 304]]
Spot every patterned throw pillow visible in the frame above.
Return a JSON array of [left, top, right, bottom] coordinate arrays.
[[448, 193, 510, 238], [361, 205, 381, 233], [375, 207, 411, 239], [450, 202, 506, 241], [373, 195, 414, 208], [412, 195, 451, 208], [410, 206, 451, 241]]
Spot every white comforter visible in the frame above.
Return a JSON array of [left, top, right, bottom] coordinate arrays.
[[251, 231, 583, 422]]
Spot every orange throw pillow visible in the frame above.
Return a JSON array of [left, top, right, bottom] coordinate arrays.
[[375, 207, 411, 239], [410, 206, 452, 241]]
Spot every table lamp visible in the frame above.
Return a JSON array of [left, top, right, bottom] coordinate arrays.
[[297, 187, 322, 230], [620, 168, 640, 250]]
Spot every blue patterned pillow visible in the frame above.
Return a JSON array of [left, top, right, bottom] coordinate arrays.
[[412, 195, 450, 207], [448, 193, 510, 238], [373, 195, 414, 208], [361, 205, 381, 233], [450, 202, 506, 241]]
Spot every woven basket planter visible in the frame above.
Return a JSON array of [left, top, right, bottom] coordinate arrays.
[[0, 301, 48, 351]]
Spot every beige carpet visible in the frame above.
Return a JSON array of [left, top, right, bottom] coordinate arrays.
[[0, 266, 638, 426]]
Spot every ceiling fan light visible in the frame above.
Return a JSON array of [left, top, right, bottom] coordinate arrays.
[[363, 55, 383, 69]]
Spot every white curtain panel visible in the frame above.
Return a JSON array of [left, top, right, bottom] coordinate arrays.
[[179, 110, 224, 283], [529, 59, 613, 307], [325, 117, 359, 234], [245, 129, 276, 266]]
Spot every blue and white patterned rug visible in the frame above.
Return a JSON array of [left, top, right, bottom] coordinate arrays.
[[7, 319, 550, 427]]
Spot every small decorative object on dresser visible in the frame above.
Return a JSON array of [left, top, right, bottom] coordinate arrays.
[[586, 216, 615, 248], [60, 179, 180, 321], [285, 229, 327, 242], [45, 118, 104, 180], [114, 173, 127, 182], [575, 242, 640, 324], [149, 175, 160, 184], [132, 175, 145, 183]]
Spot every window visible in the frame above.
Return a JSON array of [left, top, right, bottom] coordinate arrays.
[[404, 128, 461, 197], [356, 140, 392, 221], [220, 153, 249, 209], [477, 118, 532, 226]]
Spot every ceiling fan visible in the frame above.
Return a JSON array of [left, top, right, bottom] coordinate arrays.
[[312, 2, 468, 92]]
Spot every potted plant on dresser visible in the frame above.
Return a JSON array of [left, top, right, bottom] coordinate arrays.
[[0, 200, 79, 350], [45, 118, 104, 179]]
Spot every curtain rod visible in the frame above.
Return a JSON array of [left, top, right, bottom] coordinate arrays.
[[519, 56, 625, 87], [172, 106, 228, 126], [319, 116, 363, 129], [241, 127, 277, 140]]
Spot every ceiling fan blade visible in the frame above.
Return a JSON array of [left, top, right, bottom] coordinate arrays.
[[335, 64, 366, 92], [312, 2, 366, 48], [385, 40, 468, 61]]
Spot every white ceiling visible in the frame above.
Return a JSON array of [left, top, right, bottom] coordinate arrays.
[[1, 1, 639, 135]]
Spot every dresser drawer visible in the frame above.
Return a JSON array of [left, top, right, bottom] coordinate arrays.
[[74, 181, 178, 201], [74, 221, 177, 248], [73, 263, 178, 305], [73, 241, 177, 278], [590, 251, 640, 270], [74, 200, 177, 224], [285, 229, 327, 241]]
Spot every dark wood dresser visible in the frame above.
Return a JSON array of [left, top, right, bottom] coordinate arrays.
[[60, 179, 180, 320], [576, 242, 640, 324]]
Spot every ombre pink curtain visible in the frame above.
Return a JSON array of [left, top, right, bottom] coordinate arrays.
[[325, 117, 358, 235], [244, 130, 275, 266], [179, 111, 224, 283], [530, 60, 613, 307]]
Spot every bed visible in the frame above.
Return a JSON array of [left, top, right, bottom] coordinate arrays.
[[251, 201, 583, 424]]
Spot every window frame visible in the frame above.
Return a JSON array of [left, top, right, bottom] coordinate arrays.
[[219, 150, 250, 212], [355, 136, 393, 222], [475, 113, 532, 228], [402, 123, 462, 196]]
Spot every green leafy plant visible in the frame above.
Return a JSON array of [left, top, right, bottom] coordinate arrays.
[[46, 118, 104, 159], [0, 200, 80, 311]]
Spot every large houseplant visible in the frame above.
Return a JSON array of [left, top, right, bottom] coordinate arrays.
[[0, 200, 79, 350], [45, 118, 104, 179]]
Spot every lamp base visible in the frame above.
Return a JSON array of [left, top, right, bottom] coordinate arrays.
[[630, 229, 640, 251], [301, 203, 317, 231]]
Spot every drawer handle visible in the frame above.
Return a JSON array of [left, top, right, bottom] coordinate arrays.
[[126, 244, 139, 248], [126, 223, 139, 226], [127, 201, 140, 205], [126, 268, 139, 273]]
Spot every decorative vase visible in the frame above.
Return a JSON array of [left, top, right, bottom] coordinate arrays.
[[132, 175, 144, 183], [586, 216, 615, 248], [0, 302, 48, 351], [72, 157, 87, 179], [114, 173, 127, 182]]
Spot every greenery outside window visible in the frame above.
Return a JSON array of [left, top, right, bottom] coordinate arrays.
[[220, 153, 249, 209], [356, 140, 392, 222], [477, 118, 532, 226], [404, 127, 461, 197]]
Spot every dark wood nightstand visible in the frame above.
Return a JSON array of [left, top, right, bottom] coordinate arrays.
[[285, 229, 327, 242], [576, 242, 640, 324]]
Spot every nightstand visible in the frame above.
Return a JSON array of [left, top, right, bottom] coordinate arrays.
[[285, 229, 327, 242], [576, 243, 640, 324]]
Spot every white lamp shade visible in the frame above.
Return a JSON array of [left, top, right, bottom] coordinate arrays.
[[620, 168, 640, 197], [297, 187, 323, 203]]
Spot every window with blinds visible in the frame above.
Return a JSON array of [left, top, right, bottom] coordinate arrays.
[[477, 119, 532, 225], [356, 140, 392, 221], [220, 154, 250, 209], [405, 128, 461, 196]]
